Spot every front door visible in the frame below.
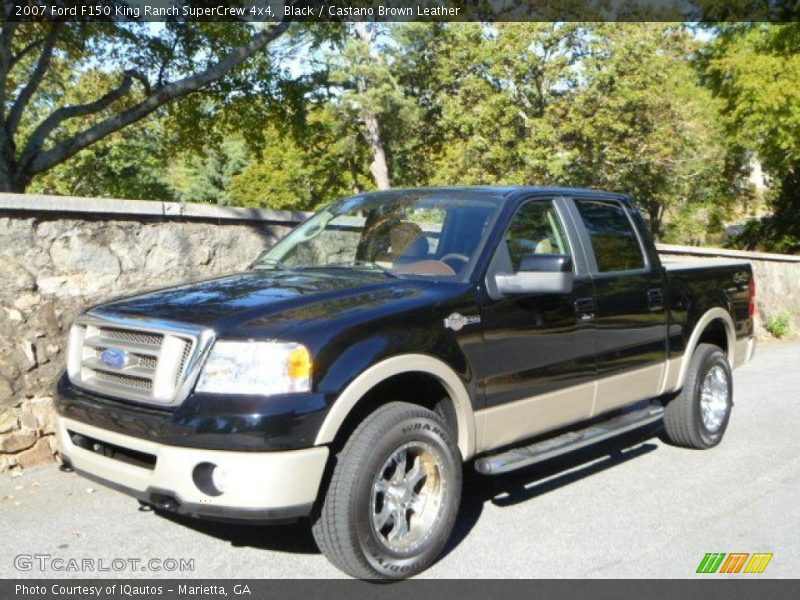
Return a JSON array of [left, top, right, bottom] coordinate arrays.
[[477, 197, 596, 451]]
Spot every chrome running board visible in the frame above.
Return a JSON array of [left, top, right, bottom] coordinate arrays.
[[474, 401, 664, 475]]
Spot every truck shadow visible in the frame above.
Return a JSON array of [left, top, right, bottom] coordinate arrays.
[[154, 426, 661, 558], [442, 425, 661, 560]]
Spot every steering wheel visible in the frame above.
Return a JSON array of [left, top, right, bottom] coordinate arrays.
[[439, 253, 470, 271]]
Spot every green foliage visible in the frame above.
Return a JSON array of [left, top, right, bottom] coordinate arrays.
[[1, 19, 291, 191], [228, 113, 363, 211], [15, 21, 800, 252], [704, 23, 800, 252], [385, 23, 735, 240], [169, 137, 248, 206], [29, 121, 173, 201], [764, 312, 792, 339], [400, 22, 585, 186], [26, 69, 173, 200], [560, 24, 732, 239]]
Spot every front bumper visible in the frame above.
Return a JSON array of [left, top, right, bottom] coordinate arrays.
[[56, 415, 329, 523]]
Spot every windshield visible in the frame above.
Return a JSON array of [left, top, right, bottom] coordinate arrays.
[[253, 192, 503, 280]]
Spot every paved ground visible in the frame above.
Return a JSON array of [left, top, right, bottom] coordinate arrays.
[[2, 341, 798, 579]]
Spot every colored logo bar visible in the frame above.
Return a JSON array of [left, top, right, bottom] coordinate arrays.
[[697, 553, 773, 574]]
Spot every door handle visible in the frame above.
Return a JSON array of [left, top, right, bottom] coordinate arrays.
[[647, 288, 665, 312], [574, 297, 595, 321]]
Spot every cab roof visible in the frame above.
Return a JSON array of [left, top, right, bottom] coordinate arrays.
[[352, 185, 631, 203]]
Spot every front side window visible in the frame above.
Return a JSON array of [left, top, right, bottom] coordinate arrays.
[[575, 199, 645, 273], [504, 200, 571, 271], [253, 193, 502, 280]]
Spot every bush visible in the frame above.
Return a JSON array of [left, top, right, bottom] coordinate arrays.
[[764, 312, 792, 339]]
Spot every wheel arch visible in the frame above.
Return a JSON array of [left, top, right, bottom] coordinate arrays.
[[671, 307, 736, 392], [314, 354, 477, 460]]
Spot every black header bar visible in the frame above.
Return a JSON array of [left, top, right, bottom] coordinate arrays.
[[6, 0, 800, 23], [4, 579, 800, 600]]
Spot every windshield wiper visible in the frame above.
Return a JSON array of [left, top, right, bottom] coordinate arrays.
[[321, 260, 399, 278], [251, 257, 291, 271]]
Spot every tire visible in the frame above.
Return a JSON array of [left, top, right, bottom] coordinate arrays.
[[662, 343, 733, 449], [312, 402, 462, 579]]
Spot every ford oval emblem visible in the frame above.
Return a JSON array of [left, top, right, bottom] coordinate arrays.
[[101, 348, 129, 369]]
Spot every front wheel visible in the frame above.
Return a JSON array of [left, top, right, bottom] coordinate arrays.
[[662, 343, 733, 449], [312, 402, 462, 579]]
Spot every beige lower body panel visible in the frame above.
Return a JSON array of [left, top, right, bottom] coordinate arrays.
[[57, 416, 328, 511], [476, 362, 666, 454], [477, 382, 595, 452], [592, 363, 664, 415]]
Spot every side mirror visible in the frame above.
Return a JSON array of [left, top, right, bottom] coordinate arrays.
[[495, 254, 574, 295]]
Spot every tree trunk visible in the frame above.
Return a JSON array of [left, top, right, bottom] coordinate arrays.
[[0, 153, 23, 192], [648, 203, 664, 241], [353, 23, 390, 191], [363, 113, 390, 190]]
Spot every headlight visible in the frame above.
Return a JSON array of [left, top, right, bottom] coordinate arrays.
[[195, 341, 312, 395]]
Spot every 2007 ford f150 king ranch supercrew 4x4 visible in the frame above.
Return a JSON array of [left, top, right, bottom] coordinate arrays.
[[55, 187, 756, 579]]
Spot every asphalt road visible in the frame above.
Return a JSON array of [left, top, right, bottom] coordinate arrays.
[[2, 341, 798, 579]]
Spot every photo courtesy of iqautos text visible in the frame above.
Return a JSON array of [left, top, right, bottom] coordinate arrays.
[[1, 0, 798, 595]]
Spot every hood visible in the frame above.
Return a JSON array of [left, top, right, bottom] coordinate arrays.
[[89, 269, 437, 338]]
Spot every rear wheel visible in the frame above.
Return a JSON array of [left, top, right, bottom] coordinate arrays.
[[663, 343, 733, 449], [312, 402, 462, 579]]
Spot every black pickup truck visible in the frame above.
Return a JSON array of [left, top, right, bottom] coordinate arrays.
[[55, 187, 756, 579]]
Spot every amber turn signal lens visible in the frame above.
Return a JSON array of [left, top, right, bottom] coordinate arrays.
[[287, 346, 312, 380]]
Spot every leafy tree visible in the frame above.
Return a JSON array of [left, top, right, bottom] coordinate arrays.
[[0, 8, 290, 192], [383, 22, 731, 241], [424, 22, 586, 186], [560, 23, 733, 239], [704, 23, 800, 252], [169, 137, 248, 206], [228, 111, 366, 210], [29, 119, 173, 201], [321, 23, 420, 190], [26, 70, 172, 200]]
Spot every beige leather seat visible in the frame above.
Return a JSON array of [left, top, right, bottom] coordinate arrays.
[[534, 238, 554, 254]]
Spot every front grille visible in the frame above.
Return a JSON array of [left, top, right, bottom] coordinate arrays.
[[67, 317, 205, 407], [99, 327, 163, 347], [175, 341, 193, 385], [94, 370, 153, 390], [140, 355, 158, 369]]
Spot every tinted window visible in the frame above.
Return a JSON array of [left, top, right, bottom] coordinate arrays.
[[575, 200, 645, 272], [505, 200, 571, 271]]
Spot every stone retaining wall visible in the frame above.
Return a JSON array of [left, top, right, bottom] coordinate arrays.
[[1, 193, 798, 474], [0, 194, 301, 474]]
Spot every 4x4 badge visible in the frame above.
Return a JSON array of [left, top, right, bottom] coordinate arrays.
[[733, 271, 750, 285], [444, 312, 481, 332]]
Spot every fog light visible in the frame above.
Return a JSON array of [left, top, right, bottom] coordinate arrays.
[[192, 462, 224, 497], [211, 465, 230, 493]]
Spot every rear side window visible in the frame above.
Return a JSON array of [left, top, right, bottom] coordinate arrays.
[[575, 200, 645, 272]]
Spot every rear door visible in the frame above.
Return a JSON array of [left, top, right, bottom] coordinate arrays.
[[567, 197, 667, 415], [477, 197, 597, 450]]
